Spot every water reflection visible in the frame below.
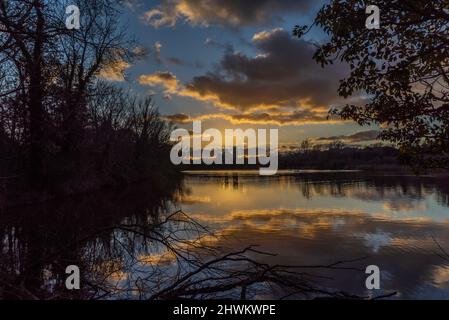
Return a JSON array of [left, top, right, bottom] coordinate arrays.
[[179, 171, 449, 299], [0, 178, 185, 299], [1, 171, 449, 299]]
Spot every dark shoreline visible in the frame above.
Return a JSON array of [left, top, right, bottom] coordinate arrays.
[[2, 167, 448, 209], [0, 169, 183, 210]]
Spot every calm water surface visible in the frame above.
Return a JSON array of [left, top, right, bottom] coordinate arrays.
[[175, 170, 449, 299], [2, 170, 449, 299]]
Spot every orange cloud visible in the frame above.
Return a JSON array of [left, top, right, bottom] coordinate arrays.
[[138, 71, 179, 92], [164, 111, 343, 126], [99, 59, 131, 82], [143, 0, 315, 28], [138, 29, 350, 126]]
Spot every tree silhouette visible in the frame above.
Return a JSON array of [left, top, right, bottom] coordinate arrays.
[[0, 1, 176, 199], [296, 0, 449, 170], [0, 0, 135, 184]]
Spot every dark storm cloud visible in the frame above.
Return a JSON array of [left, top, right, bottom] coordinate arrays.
[[184, 28, 347, 113], [228, 110, 331, 125], [144, 0, 317, 28], [140, 28, 349, 125], [316, 130, 381, 143], [164, 113, 191, 123], [163, 110, 343, 126]]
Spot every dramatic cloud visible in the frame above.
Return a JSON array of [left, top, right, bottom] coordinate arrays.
[[98, 59, 131, 82], [138, 70, 218, 102], [143, 0, 317, 28], [99, 46, 151, 81], [315, 130, 381, 144], [164, 113, 191, 123], [164, 111, 343, 126], [140, 28, 348, 125], [138, 71, 179, 92], [184, 28, 346, 111]]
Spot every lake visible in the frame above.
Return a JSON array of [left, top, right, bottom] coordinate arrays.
[[175, 170, 449, 299], [1, 170, 449, 299]]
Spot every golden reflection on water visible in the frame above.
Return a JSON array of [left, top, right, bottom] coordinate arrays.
[[171, 171, 449, 298]]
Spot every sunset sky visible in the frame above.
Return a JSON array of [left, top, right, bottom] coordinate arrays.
[[109, 0, 379, 148]]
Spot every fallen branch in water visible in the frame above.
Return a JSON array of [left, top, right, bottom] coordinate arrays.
[[0, 209, 396, 300]]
